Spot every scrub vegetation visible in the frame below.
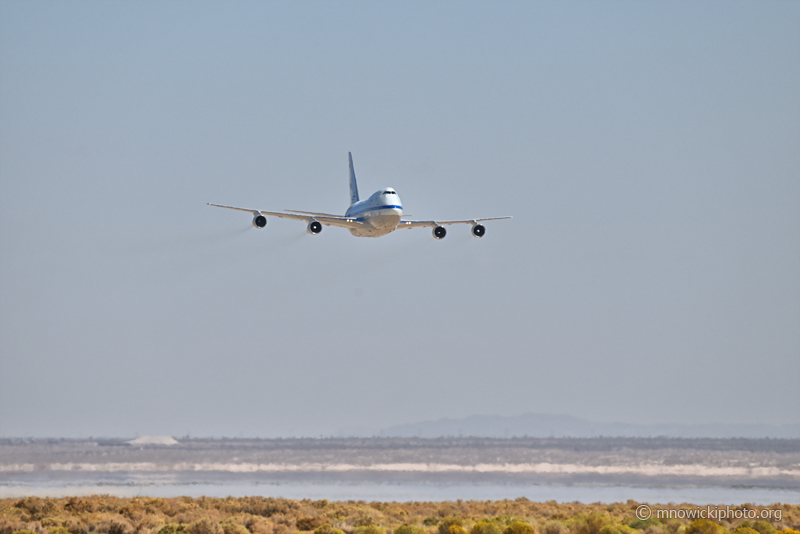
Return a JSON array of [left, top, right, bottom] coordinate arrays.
[[0, 498, 798, 534]]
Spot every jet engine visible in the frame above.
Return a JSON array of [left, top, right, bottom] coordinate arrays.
[[433, 226, 447, 239], [471, 224, 486, 238], [307, 220, 323, 235], [252, 214, 267, 228]]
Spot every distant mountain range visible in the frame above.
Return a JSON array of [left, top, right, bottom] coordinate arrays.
[[364, 413, 800, 439]]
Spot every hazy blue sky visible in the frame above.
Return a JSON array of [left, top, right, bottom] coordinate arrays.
[[1, 1, 798, 438]]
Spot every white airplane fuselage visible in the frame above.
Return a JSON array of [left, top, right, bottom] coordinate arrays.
[[344, 189, 403, 237]]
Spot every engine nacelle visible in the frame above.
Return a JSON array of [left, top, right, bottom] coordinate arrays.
[[471, 224, 486, 238], [252, 214, 267, 228], [433, 226, 447, 239], [307, 220, 323, 235]]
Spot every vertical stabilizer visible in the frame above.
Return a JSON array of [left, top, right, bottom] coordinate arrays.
[[348, 152, 359, 206]]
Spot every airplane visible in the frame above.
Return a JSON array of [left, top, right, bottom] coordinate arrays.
[[208, 153, 511, 239]]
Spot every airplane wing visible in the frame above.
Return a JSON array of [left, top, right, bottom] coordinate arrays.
[[207, 204, 364, 230], [312, 216, 363, 230], [396, 216, 512, 229], [283, 209, 340, 218]]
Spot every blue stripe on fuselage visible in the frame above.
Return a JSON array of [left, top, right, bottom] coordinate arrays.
[[346, 204, 402, 216]]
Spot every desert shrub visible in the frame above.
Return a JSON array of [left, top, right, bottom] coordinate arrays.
[[118, 506, 144, 523], [64, 520, 87, 534], [503, 523, 535, 534], [221, 524, 250, 534], [14, 499, 57, 518], [1, 496, 797, 534], [630, 522, 661, 531], [48, 529, 70, 534], [186, 520, 222, 534], [685, 520, 725, 534], [752, 523, 776, 534], [315, 525, 345, 534], [158, 525, 187, 534], [355, 518, 376, 528], [297, 519, 325, 532], [577, 516, 609, 534], [655, 521, 682, 534], [472, 522, 502, 534], [354, 527, 385, 534], [64, 500, 95, 515], [243, 518, 273, 534], [239, 501, 291, 519], [439, 519, 464, 534], [541, 523, 566, 534], [135, 517, 163, 534], [102, 520, 134, 534], [13, 531, 39, 534], [269, 516, 294, 530]]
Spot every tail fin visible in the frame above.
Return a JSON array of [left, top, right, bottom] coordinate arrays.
[[348, 152, 359, 205]]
